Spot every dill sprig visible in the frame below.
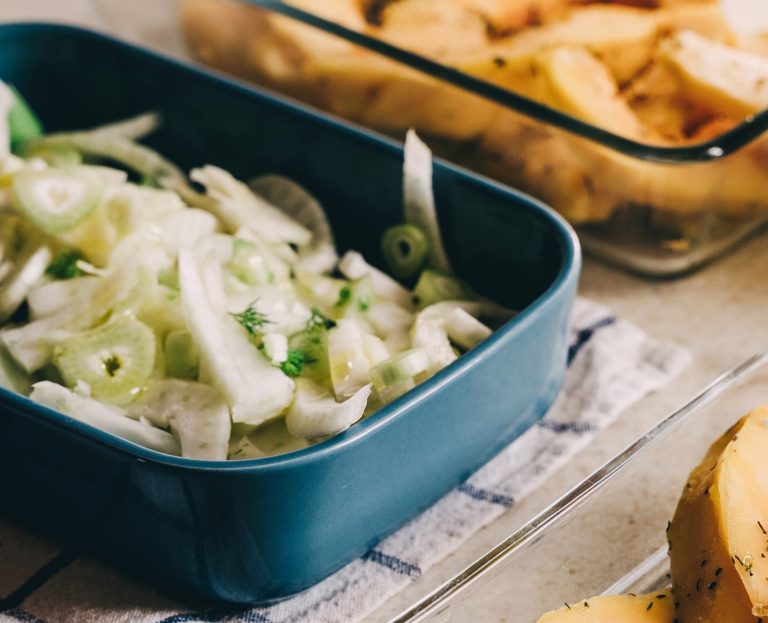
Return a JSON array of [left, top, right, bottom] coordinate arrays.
[[231, 302, 271, 337]]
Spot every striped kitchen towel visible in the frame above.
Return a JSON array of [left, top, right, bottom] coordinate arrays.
[[0, 297, 691, 623]]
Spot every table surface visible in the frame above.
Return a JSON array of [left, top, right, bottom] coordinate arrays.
[[2, 2, 767, 621]]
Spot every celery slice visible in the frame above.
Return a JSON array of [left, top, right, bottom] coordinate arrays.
[[7, 85, 43, 149], [53, 316, 157, 406], [369, 348, 430, 391], [164, 330, 199, 380], [178, 248, 295, 426], [13, 167, 103, 234], [285, 378, 371, 440], [30, 380, 180, 455]]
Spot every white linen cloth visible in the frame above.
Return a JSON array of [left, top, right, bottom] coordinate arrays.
[[0, 297, 691, 623]]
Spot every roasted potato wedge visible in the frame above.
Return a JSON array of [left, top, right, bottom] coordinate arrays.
[[660, 29, 768, 117], [669, 405, 768, 621], [535, 590, 675, 622]]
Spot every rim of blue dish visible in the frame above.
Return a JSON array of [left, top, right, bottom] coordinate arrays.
[[242, 0, 768, 165], [0, 23, 581, 472]]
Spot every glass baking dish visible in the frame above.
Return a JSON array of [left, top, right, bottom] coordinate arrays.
[[389, 351, 768, 622], [175, 0, 768, 277]]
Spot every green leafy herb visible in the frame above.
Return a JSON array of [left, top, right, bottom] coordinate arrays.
[[280, 348, 316, 377], [230, 302, 271, 337], [306, 307, 336, 332], [334, 285, 352, 308], [46, 249, 85, 280], [357, 297, 370, 312]]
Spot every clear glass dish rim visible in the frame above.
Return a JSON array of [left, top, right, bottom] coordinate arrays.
[[389, 350, 768, 623], [242, 0, 768, 165]]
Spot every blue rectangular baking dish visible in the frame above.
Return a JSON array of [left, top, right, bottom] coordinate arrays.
[[0, 23, 580, 604]]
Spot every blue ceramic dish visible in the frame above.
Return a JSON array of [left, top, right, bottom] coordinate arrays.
[[0, 24, 580, 604]]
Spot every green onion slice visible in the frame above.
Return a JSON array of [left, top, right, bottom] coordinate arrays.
[[381, 223, 429, 280]]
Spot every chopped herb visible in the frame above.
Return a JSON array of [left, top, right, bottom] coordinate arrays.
[[647, 602, 653, 611], [46, 249, 85, 280], [230, 302, 271, 337], [306, 307, 336, 332], [357, 297, 370, 312], [280, 348, 316, 377], [335, 285, 352, 308]]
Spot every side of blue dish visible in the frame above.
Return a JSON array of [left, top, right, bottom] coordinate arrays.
[[0, 24, 580, 603]]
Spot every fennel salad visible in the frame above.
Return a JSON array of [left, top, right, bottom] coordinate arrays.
[[0, 81, 511, 461]]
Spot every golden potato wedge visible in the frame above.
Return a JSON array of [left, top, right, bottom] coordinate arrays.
[[669, 405, 768, 622], [660, 30, 768, 118], [536, 590, 675, 623], [373, 0, 491, 56], [504, 6, 662, 83], [535, 46, 648, 139], [656, 2, 736, 42]]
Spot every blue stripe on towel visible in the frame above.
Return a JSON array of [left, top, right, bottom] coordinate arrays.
[[538, 420, 597, 435], [567, 316, 616, 365], [2, 608, 48, 623], [155, 611, 272, 623], [458, 483, 515, 508], [0, 550, 77, 613], [362, 550, 421, 578]]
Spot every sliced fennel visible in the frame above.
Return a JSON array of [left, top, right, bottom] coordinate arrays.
[[0, 101, 499, 460], [0, 244, 52, 323], [178, 248, 295, 426], [0, 81, 14, 159], [27, 275, 99, 319], [403, 129, 451, 272], [338, 250, 413, 310], [327, 318, 374, 401], [286, 378, 371, 440], [444, 307, 492, 350], [249, 174, 338, 274], [127, 379, 230, 460], [30, 381, 180, 455], [191, 165, 312, 246]]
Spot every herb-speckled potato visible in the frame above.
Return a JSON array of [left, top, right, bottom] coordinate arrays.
[[535, 590, 675, 622], [668, 405, 768, 622]]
